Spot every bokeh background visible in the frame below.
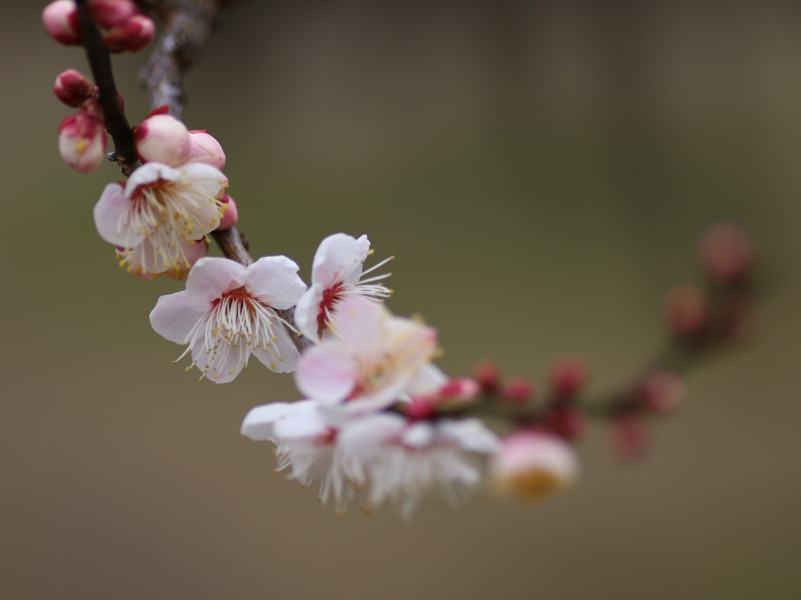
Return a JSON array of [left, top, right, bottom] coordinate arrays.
[[3, 2, 801, 598]]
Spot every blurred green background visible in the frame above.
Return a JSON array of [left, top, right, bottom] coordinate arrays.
[[3, 2, 801, 598]]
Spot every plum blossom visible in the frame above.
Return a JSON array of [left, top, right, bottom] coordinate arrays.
[[150, 255, 306, 382], [241, 400, 355, 511], [295, 297, 442, 413], [339, 413, 500, 519], [295, 233, 392, 342], [94, 161, 228, 277]]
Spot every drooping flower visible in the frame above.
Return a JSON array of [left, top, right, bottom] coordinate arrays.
[[295, 297, 441, 413], [149, 255, 306, 382], [94, 161, 227, 277], [241, 400, 356, 512], [339, 413, 500, 519], [295, 233, 392, 342]]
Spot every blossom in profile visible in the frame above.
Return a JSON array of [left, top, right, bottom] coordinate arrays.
[[488, 431, 578, 502], [295, 297, 440, 413], [149, 255, 307, 382], [58, 109, 107, 173], [94, 161, 228, 277], [339, 413, 500, 519], [295, 233, 392, 342], [241, 400, 355, 511]]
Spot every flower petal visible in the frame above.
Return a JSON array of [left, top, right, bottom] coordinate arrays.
[[94, 182, 143, 246], [178, 162, 228, 198], [250, 327, 300, 374], [149, 291, 210, 344], [241, 402, 292, 442], [295, 341, 357, 402], [311, 233, 370, 286], [331, 297, 385, 356], [125, 162, 180, 195], [246, 256, 306, 309], [185, 257, 246, 303], [294, 283, 325, 342]]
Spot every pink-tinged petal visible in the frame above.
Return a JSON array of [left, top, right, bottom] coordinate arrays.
[[125, 162, 180, 196], [189, 335, 247, 383], [149, 291, 210, 344], [94, 183, 143, 246], [406, 363, 448, 397], [185, 257, 246, 302], [273, 401, 329, 440], [294, 284, 325, 342], [331, 297, 385, 355], [241, 402, 292, 442], [245, 256, 306, 309], [311, 233, 370, 286], [401, 422, 435, 448], [339, 413, 405, 456], [295, 342, 357, 402], [439, 419, 500, 453], [178, 162, 228, 198], [250, 328, 300, 374]]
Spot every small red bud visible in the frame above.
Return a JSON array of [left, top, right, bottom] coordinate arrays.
[[501, 377, 534, 404], [639, 370, 684, 414], [104, 14, 155, 53], [403, 398, 436, 422], [42, 1, 81, 46], [472, 360, 501, 394], [216, 195, 239, 231], [663, 284, 708, 337], [549, 356, 587, 397], [88, 0, 138, 29], [54, 69, 95, 108], [698, 223, 754, 284]]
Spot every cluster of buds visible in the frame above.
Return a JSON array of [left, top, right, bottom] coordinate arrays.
[[43, 0, 154, 52], [54, 69, 107, 172]]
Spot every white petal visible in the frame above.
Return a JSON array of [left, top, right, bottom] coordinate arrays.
[[190, 335, 247, 383], [94, 182, 143, 247], [185, 257, 246, 303], [273, 401, 328, 440], [294, 284, 325, 342], [295, 342, 357, 402], [311, 233, 370, 286], [438, 419, 501, 453], [339, 413, 405, 456], [178, 162, 228, 198], [125, 162, 180, 194], [331, 297, 385, 356], [246, 256, 306, 309], [149, 291, 210, 344], [401, 422, 435, 448], [406, 363, 449, 396], [240, 402, 293, 441], [250, 327, 300, 374]]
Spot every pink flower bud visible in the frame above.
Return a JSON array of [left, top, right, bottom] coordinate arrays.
[[42, 0, 80, 46], [501, 376, 534, 404], [639, 370, 684, 414], [104, 14, 155, 53], [403, 398, 436, 421], [698, 223, 754, 284], [134, 114, 191, 166], [663, 284, 708, 337], [472, 360, 501, 393], [88, 0, 138, 29], [489, 431, 578, 502], [216, 195, 238, 231], [54, 69, 95, 108], [186, 130, 227, 170], [58, 110, 107, 173], [438, 378, 481, 404], [549, 355, 587, 397]]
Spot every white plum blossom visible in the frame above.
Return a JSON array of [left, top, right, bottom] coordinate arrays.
[[93, 161, 228, 277], [295, 297, 442, 414], [339, 413, 500, 519], [295, 233, 392, 342], [150, 255, 306, 382], [241, 400, 355, 512]]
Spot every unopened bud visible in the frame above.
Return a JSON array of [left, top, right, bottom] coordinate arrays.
[[104, 14, 155, 53], [42, 0, 80, 46], [663, 284, 707, 337], [216, 195, 238, 231], [544, 405, 585, 441], [58, 110, 107, 173], [610, 417, 647, 460], [186, 130, 227, 170], [698, 223, 754, 284], [437, 378, 481, 404], [54, 69, 95, 108], [489, 431, 578, 503], [403, 398, 436, 421], [134, 114, 190, 166], [639, 370, 684, 413], [549, 355, 587, 397], [89, 0, 138, 29], [472, 360, 501, 394], [501, 376, 534, 404]]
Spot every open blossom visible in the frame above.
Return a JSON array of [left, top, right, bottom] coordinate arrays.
[[295, 233, 392, 342], [339, 413, 500, 519], [149, 255, 306, 382], [295, 297, 441, 413], [241, 400, 355, 511], [93, 161, 227, 277]]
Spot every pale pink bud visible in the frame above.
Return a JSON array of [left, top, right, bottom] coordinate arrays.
[[54, 69, 95, 108], [549, 355, 587, 397], [663, 284, 708, 337], [698, 223, 754, 284], [42, 0, 80, 46], [104, 15, 155, 53], [639, 370, 684, 414], [216, 195, 238, 231], [472, 360, 501, 393], [438, 378, 481, 404], [58, 110, 107, 173], [133, 114, 190, 166], [186, 130, 227, 170], [89, 0, 138, 29], [489, 431, 578, 502], [501, 376, 534, 404]]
